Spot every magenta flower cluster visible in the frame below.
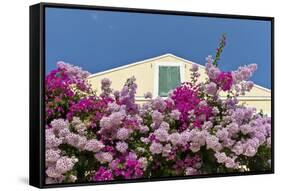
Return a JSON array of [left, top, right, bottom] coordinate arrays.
[[45, 56, 271, 184], [215, 72, 233, 91], [45, 61, 91, 124], [93, 167, 113, 181], [171, 83, 213, 129]]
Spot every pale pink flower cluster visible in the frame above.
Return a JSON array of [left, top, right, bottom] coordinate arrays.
[[101, 78, 112, 97], [95, 152, 113, 164], [149, 142, 163, 154], [116, 141, 128, 153], [45, 118, 105, 183], [231, 64, 258, 95], [57, 61, 91, 79], [84, 139, 105, 152], [215, 152, 238, 169]]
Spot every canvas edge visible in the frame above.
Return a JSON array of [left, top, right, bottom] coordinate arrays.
[[29, 3, 41, 188], [29, 3, 45, 188]]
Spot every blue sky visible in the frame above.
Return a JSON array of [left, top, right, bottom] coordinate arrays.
[[45, 7, 272, 89]]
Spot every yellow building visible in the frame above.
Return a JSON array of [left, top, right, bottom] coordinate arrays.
[[87, 54, 271, 115]]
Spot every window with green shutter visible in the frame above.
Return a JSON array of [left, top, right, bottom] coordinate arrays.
[[158, 66, 181, 97]]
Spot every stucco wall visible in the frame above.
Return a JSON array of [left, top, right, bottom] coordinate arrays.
[[87, 58, 155, 96]]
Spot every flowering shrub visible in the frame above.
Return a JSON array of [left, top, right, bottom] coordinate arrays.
[[45, 38, 271, 184]]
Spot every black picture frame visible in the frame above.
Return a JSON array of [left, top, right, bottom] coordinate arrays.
[[29, 2, 274, 188]]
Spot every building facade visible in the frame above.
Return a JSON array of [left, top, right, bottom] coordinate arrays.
[[87, 54, 271, 115]]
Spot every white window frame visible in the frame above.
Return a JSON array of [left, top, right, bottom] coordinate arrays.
[[153, 62, 185, 98]]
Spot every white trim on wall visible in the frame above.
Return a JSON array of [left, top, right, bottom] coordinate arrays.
[[153, 62, 185, 97]]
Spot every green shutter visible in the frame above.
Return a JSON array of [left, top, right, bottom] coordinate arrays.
[[158, 66, 181, 97]]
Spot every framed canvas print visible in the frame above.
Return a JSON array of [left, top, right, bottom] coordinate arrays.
[[29, 2, 274, 188]]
